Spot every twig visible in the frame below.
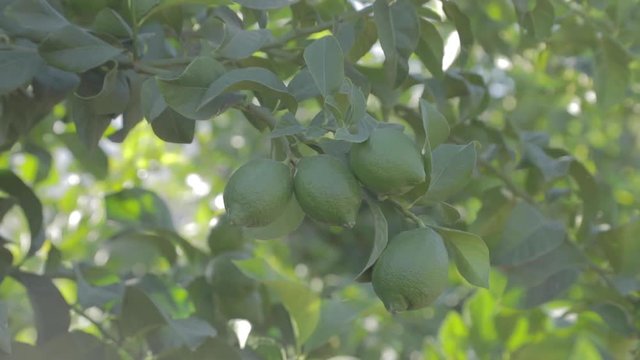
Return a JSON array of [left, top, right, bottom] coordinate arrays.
[[388, 198, 426, 228]]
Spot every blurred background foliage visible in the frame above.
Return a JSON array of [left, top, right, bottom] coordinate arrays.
[[0, 0, 639, 359]]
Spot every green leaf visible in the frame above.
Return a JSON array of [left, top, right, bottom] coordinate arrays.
[[303, 36, 345, 97], [0, 248, 13, 283], [0, 302, 9, 354], [150, 108, 196, 144], [355, 195, 388, 282], [120, 286, 167, 337], [303, 299, 369, 351], [288, 69, 320, 102], [12, 272, 70, 344], [270, 113, 304, 138], [75, 267, 124, 308], [0, 48, 44, 95], [218, 29, 273, 59], [141, 78, 167, 121], [92, 8, 133, 38], [373, 0, 419, 87], [232, 0, 296, 10], [419, 99, 450, 149], [505, 241, 583, 288], [592, 303, 635, 335], [199, 67, 296, 113], [67, 96, 112, 151], [442, 2, 472, 65], [495, 201, 565, 267], [425, 143, 476, 202], [522, 142, 571, 182], [39, 25, 122, 73], [156, 57, 240, 120], [105, 187, 174, 230], [595, 37, 631, 109], [57, 133, 109, 179], [518, 268, 578, 308], [598, 221, 640, 275], [75, 63, 130, 115], [244, 196, 305, 240], [161, 317, 217, 351], [0, 170, 44, 255], [436, 226, 490, 288], [415, 19, 443, 77], [512, 0, 555, 40], [182, 338, 242, 360], [43, 332, 119, 360], [4, 0, 68, 39]]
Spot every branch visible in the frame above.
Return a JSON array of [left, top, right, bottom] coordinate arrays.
[[388, 198, 426, 228]]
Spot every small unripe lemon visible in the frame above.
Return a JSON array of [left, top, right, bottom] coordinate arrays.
[[294, 155, 362, 227], [372, 228, 449, 312], [223, 159, 293, 227], [207, 214, 246, 256], [350, 128, 425, 195]]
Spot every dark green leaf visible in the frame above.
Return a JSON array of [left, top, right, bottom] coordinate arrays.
[[442, 2, 472, 65], [233, 0, 296, 10], [158, 317, 217, 351], [4, 0, 68, 39], [67, 96, 112, 151], [436, 226, 490, 288], [199, 67, 296, 113], [41, 331, 119, 360], [518, 268, 578, 308], [355, 195, 388, 282], [39, 25, 122, 73], [425, 143, 476, 202], [57, 133, 109, 179], [12, 272, 70, 344], [0, 302, 9, 354], [75, 267, 124, 308], [598, 221, 640, 275], [151, 108, 196, 144], [303, 36, 345, 97], [505, 241, 583, 287], [270, 113, 304, 138], [105, 187, 174, 230], [288, 69, 320, 102], [592, 303, 635, 335], [494, 201, 565, 267], [0, 48, 44, 95], [595, 37, 631, 109], [419, 99, 450, 149], [373, 0, 419, 87], [0, 170, 44, 255], [303, 299, 369, 351], [93, 8, 133, 38], [120, 286, 167, 337], [218, 29, 273, 59], [415, 19, 443, 77], [522, 142, 571, 182]]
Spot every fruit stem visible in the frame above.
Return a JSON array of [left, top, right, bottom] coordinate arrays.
[[389, 199, 426, 228]]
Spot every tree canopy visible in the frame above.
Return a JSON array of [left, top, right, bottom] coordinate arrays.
[[0, 0, 639, 359]]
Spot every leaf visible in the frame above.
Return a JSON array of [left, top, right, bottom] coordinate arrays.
[[4, 0, 68, 39], [436, 226, 490, 288], [334, 114, 376, 144], [355, 195, 388, 282], [199, 67, 296, 113], [505, 241, 584, 288], [512, 0, 555, 40], [75, 267, 124, 308], [425, 143, 476, 202], [270, 113, 304, 138], [92, 8, 133, 38], [522, 142, 571, 182], [150, 108, 196, 144], [288, 68, 320, 102], [595, 37, 631, 109], [373, 0, 419, 87], [244, 196, 305, 240], [419, 99, 450, 149], [105, 187, 174, 230], [598, 221, 640, 276], [415, 19, 443, 77], [156, 57, 240, 120], [67, 96, 112, 151], [0, 48, 44, 95], [120, 286, 167, 337], [0, 302, 9, 354], [494, 201, 565, 267], [442, 2, 472, 65], [232, 0, 296, 10], [40, 331, 119, 360], [162, 317, 217, 351], [0, 247, 12, 283], [218, 29, 273, 59], [303, 36, 344, 97], [0, 170, 44, 255], [39, 25, 122, 73], [518, 268, 578, 308], [57, 133, 109, 179], [303, 299, 369, 351], [592, 303, 635, 335], [12, 272, 70, 344], [182, 338, 242, 360]]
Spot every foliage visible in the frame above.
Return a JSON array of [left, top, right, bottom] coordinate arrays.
[[0, 0, 639, 359]]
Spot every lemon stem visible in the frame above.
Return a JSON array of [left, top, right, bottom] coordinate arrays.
[[389, 199, 426, 228]]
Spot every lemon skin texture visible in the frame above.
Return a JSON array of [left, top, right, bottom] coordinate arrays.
[[372, 227, 449, 312], [294, 155, 362, 227], [223, 159, 293, 227], [350, 128, 426, 195]]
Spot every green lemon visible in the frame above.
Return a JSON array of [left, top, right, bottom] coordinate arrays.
[[372, 227, 449, 312], [207, 214, 246, 256], [206, 252, 257, 296], [350, 127, 425, 195], [294, 155, 362, 227], [224, 159, 293, 227]]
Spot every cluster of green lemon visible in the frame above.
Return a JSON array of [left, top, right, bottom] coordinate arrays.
[[220, 127, 449, 312]]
